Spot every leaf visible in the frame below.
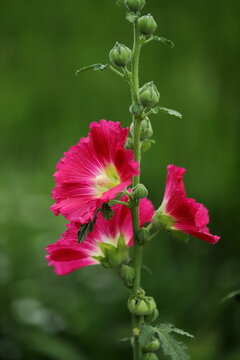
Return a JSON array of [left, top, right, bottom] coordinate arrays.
[[141, 139, 156, 153], [101, 203, 114, 221], [159, 323, 194, 338], [76, 63, 108, 75], [154, 36, 174, 48], [152, 106, 182, 118], [221, 289, 240, 303], [140, 323, 193, 360], [139, 324, 156, 347], [126, 12, 138, 23], [77, 210, 99, 243]]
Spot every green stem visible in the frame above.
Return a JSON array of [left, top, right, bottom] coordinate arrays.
[[130, 19, 143, 360]]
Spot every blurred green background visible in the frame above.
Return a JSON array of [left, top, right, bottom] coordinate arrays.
[[0, 0, 239, 359]]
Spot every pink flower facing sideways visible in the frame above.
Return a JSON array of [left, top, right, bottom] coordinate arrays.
[[154, 165, 220, 244], [46, 198, 154, 275], [51, 120, 139, 223]]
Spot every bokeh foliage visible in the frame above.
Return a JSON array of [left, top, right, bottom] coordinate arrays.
[[0, 0, 239, 359]]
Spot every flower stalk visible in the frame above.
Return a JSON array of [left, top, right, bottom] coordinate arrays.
[[130, 17, 144, 360]]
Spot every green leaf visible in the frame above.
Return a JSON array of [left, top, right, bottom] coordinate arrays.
[[140, 323, 193, 360], [159, 323, 194, 338], [154, 36, 174, 48], [221, 289, 240, 303], [139, 324, 156, 347], [77, 210, 99, 243], [77, 223, 91, 243], [76, 63, 108, 75], [141, 139, 156, 153], [126, 12, 138, 23], [152, 106, 182, 118], [101, 203, 114, 220]]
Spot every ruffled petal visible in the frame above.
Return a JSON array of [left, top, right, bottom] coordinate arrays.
[[51, 120, 139, 223], [47, 197, 154, 275], [162, 165, 220, 244]]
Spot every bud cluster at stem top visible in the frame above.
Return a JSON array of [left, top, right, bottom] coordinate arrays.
[[125, 0, 146, 12]]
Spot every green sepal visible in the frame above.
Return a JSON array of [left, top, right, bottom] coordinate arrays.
[[152, 106, 182, 118], [76, 63, 108, 75], [153, 211, 176, 231], [141, 139, 156, 152], [126, 12, 139, 23], [93, 234, 129, 269], [101, 203, 114, 221]]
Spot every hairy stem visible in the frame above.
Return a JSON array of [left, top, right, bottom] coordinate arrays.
[[131, 18, 143, 360]]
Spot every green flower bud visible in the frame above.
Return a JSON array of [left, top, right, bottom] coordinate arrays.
[[125, 0, 146, 12], [142, 338, 160, 352], [139, 81, 160, 108], [140, 118, 153, 140], [145, 308, 159, 323], [132, 183, 148, 199], [109, 42, 132, 67], [129, 102, 143, 116], [120, 264, 135, 288], [139, 14, 157, 35], [128, 296, 156, 316], [137, 228, 150, 243], [125, 137, 134, 150], [142, 353, 159, 360]]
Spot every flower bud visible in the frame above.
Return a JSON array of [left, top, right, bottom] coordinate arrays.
[[142, 353, 159, 360], [129, 102, 143, 116], [132, 184, 148, 199], [139, 14, 157, 35], [140, 118, 153, 140], [125, 0, 146, 12], [109, 42, 132, 67], [139, 81, 160, 108], [142, 338, 160, 352], [137, 228, 150, 243], [145, 308, 159, 323], [120, 264, 135, 288], [125, 137, 134, 150], [128, 296, 156, 316]]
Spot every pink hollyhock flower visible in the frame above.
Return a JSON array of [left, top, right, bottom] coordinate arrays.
[[46, 198, 154, 275], [153, 165, 220, 244], [50, 120, 139, 223]]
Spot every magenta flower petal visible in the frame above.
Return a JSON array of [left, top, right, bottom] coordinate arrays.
[[161, 164, 220, 244], [46, 197, 154, 275], [50, 120, 139, 223]]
